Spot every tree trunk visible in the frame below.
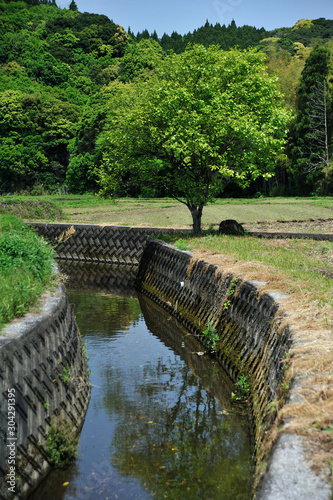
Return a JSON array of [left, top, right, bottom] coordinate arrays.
[[189, 205, 203, 234]]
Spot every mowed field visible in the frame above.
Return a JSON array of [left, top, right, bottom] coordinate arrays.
[[8, 195, 332, 232]]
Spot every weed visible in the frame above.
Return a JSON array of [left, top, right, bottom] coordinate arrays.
[[227, 278, 239, 296], [235, 375, 250, 394], [46, 414, 78, 468], [202, 322, 219, 353], [82, 343, 90, 362], [223, 300, 231, 310], [55, 226, 75, 244], [174, 239, 192, 252], [156, 233, 173, 243], [58, 366, 71, 384], [281, 358, 291, 371], [232, 375, 250, 401], [223, 278, 239, 311], [0, 214, 55, 328]]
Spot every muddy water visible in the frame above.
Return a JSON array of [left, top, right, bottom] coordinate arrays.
[[29, 264, 252, 500]]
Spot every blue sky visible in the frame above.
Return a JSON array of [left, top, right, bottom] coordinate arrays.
[[58, 0, 332, 36]]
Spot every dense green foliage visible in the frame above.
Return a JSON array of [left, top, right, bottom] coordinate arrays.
[[0, 213, 55, 327], [269, 18, 333, 48], [133, 18, 333, 53], [0, 0, 332, 201], [0, 0, 128, 191]]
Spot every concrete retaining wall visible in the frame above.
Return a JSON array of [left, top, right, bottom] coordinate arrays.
[[135, 242, 290, 468], [30, 223, 332, 270], [0, 285, 91, 500], [135, 241, 332, 499], [31, 223, 190, 265]]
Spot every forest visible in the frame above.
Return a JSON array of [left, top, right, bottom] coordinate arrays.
[[0, 0, 332, 199]]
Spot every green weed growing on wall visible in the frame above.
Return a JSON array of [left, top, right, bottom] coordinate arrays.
[[232, 375, 250, 401], [223, 277, 239, 310], [58, 366, 71, 384], [202, 322, 219, 353], [46, 415, 79, 468]]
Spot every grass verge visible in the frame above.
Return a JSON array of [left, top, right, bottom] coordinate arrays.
[[0, 213, 56, 329], [0, 198, 64, 221], [172, 233, 333, 306]]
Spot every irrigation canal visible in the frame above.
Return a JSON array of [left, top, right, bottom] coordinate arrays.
[[29, 263, 252, 500]]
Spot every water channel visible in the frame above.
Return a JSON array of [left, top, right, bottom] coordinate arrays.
[[29, 264, 253, 500]]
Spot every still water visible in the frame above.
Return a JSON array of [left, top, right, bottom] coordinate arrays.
[[30, 265, 252, 500]]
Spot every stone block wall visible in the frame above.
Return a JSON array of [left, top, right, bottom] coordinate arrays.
[[0, 285, 91, 500], [31, 223, 189, 265], [135, 241, 292, 488]]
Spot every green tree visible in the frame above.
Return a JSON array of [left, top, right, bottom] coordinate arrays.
[[69, 0, 78, 11], [98, 45, 290, 232], [0, 86, 79, 190], [66, 93, 107, 192], [288, 46, 332, 194], [119, 39, 163, 82]]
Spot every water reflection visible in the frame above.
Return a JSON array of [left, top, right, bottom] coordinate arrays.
[[59, 261, 137, 296], [29, 266, 252, 500], [105, 296, 252, 499]]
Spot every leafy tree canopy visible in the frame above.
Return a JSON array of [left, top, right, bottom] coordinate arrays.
[[119, 39, 164, 82], [98, 45, 291, 231]]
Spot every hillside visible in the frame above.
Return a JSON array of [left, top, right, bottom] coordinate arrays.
[[0, 0, 332, 196]]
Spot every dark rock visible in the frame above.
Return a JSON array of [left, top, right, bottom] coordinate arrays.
[[219, 219, 245, 235]]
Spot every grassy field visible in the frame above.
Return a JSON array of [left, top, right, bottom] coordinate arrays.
[[171, 233, 333, 306], [1, 194, 333, 230]]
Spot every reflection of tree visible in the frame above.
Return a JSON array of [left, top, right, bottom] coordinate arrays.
[[65, 288, 251, 498], [67, 290, 141, 338], [99, 297, 252, 499], [103, 356, 251, 499]]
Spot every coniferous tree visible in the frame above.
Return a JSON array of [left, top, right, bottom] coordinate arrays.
[[69, 0, 78, 11]]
